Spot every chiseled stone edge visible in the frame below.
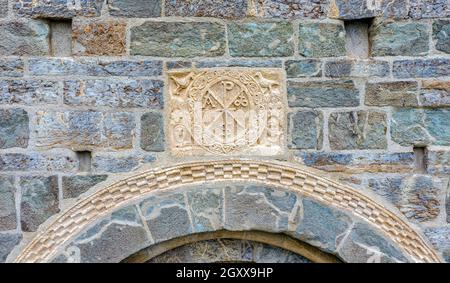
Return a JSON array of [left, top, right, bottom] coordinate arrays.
[[11, 159, 442, 263]]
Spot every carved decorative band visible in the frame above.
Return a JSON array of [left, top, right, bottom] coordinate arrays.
[[14, 160, 441, 263]]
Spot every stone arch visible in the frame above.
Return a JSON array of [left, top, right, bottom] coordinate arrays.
[[11, 160, 442, 263]]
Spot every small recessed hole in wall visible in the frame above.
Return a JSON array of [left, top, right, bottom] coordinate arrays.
[[413, 146, 427, 174], [344, 18, 374, 59], [76, 151, 92, 173], [48, 19, 72, 57]]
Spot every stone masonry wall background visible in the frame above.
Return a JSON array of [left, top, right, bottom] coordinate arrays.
[[0, 0, 449, 262]]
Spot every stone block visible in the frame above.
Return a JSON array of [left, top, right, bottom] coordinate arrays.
[[62, 175, 108, 199], [109, 0, 161, 17], [424, 226, 450, 262], [0, 80, 60, 105], [288, 110, 323, 149], [0, 59, 24, 77], [409, 0, 450, 19], [186, 187, 223, 233], [141, 112, 165, 152], [298, 22, 346, 57], [0, 152, 78, 172], [165, 0, 246, 18], [0, 20, 49, 56], [365, 81, 418, 107], [0, 176, 16, 231], [252, 0, 328, 19], [0, 108, 29, 149], [324, 60, 389, 78], [92, 153, 155, 173], [14, 0, 103, 18], [285, 59, 322, 78], [433, 20, 450, 54], [0, 233, 21, 263], [195, 59, 282, 68], [419, 81, 450, 107], [393, 59, 450, 78], [427, 150, 450, 174]]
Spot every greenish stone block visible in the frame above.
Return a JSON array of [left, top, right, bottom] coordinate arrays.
[[298, 23, 346, 57]]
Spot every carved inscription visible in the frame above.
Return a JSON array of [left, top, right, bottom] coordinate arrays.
[[168, 69, 286, 156]]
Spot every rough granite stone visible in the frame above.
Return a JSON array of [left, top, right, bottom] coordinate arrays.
[[225, 185, 297, 232], [419, 81, 450, 107], [0, 20, 49, 56], [228, 22, 294, 57], [288, 80, 359, 108], [139, 191, 192, 242], [195, 59, 282, 68], [109, 0, 161, 17], [0, 176, 16, 231], [92, 153, 155, 173], [187, 187, 223, 233], [72, 19, 126, 56], [365, 81, 419, 107], [29, 58, 162, 77], [427, 150, 450, 174], [391, 109, 450, 146], [368, 175, 444, 222], [329, 111, 387, 150], [330, 0, 409, 20], [409, 0, 450, 19], [296, 152, 415, 173], [285, 59, 322, 78], [370, 21, 429, 56], [0, 108, 29, 149], [63, 79, 163, 109], [0, 80, 60, 105], [288, 110, 323, 149], [35, 111, 135, 150], [0, 152, 78, 172], [293, 198, 352, 254], [20, 176, 59, 232], [0, 59, 24, 77], [131, 21, 225, 57], [165, 0, 247, 18], [14, 0, 103, 18], [433, 20, 450, 54], [393, 59, 450, 78], [166, 61, 192, 70], [298, 23, 346, 57], [324, 60, 389, 78], [424, 226, 450, 262], [0, 0, 7, 18], [70, 206, 151, 263], [0, 233, 21, 263], [339, 222, 408, 263], [62, 175, 108, 199], [253, 0, 328, 19], [141, 112, 165, 152]]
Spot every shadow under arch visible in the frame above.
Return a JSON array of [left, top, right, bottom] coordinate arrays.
[[11, 159, 442, 263]]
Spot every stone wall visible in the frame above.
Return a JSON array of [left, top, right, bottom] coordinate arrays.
[[0, 0, 449, 262]]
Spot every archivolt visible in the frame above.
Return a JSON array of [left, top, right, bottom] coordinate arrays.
[[13, 159, 441, 263]]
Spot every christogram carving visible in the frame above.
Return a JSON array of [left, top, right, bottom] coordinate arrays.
[[168, 69, 286, 156]]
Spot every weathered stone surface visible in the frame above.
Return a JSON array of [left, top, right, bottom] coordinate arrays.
[[433, 20, 450, 54], [62, 175, 108, 199], [225, 185, 297, 232], [285, 59, 322, 78], [298, 23, 346, 57], [370, 21, 429, 56], [329, 111, 387, 150], [0, 108, 29, 149], [253, 0, 328, 19], [419, 81, 450, 107], [72, 19, 126, 56], [109, 0, 161, 17], [195, 59, 282, 68], [293, 198, 352, 254], [0, 80, 60, 105], [92, 153, 155, 173], [20, 176, 59, 232], [131, 22, 225, 57], [296, 152, 415, 173], [288, 80, 359, 108], [35, 111, 135, 150], [139, 191, 192, 242], [391, 109, 450, 146], [339, 222, 408, 263], [0, 152, 78, 172], [324, 60, 389, 78], [0, 59, 23, 77], [288, 110, 323, 149], [14, 0, 103, 18], [409, 0, 450, 19], [141, 112, 164, 152], [365, 81, 418, 107], [0, 0, 7, 18], [187, 187, 223, 233], [330, 0, 409, 20], [63, 79, 163, 109], [0, 233, 21, 263], [166, 61, 192, 70], [0, 176, 16, 231], [0, 20, 49, 56], [368, 175, 444, 222], [393, 59, 450, 78], [29, 58, 162, 77], [70, 206, 150, 263], [165, 0, 246, 18], [228, 22, 294, 57], [423, 226, 450, 262], [427, 150, 450, 174]]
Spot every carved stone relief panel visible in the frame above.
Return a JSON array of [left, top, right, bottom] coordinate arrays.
[[168, 69, 286, 156]]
